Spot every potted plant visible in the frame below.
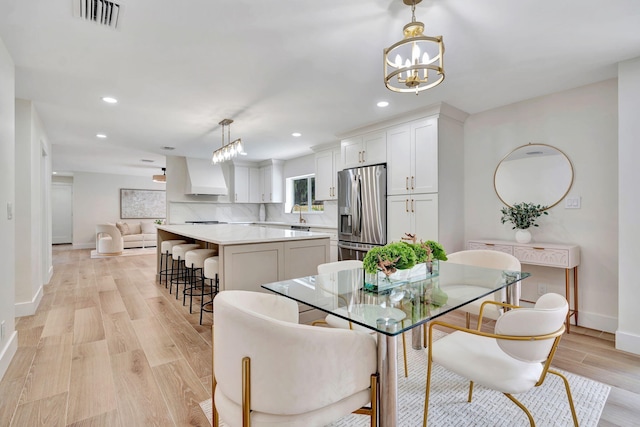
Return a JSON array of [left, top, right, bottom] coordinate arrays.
[[500, 202, 548, 243]]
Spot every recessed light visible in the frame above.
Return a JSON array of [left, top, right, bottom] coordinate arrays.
[[96, 133, 107, 139], [377, 101, 389, 108], [292, 132, 302, 137], [162, 146, 175, 151], [102, 96, 118, 104], [141, 159, 155, 163]]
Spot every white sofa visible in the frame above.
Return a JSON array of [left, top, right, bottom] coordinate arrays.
[[96, 221, 157, 255]]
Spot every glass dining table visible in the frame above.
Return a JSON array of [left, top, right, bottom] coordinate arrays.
[[262, 261, 530, 427]]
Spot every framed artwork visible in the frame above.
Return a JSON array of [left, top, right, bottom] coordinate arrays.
[[120, 189, 166, 219]]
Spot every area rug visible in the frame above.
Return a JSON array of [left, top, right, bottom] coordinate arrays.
[[90, 247, 156, 259], [200, 331, 610, 427]]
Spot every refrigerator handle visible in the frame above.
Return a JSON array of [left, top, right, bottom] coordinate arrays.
[[356, 174, 363, 236], [351, 175, 360, 237]]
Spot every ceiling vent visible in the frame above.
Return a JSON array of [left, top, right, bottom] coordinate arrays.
[[73, 0, 121, 29]]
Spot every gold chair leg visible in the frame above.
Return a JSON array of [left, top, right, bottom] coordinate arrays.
[[423, 323, 427, 348], [423, 356, 434, 427], [503, 393, 535, 426], [548, 369, 579, 427], [467, 381, 474, 402], [242, 357, 251, 427], [465, 312, 471, 328], [371, 373, 378, 427], [401, 332, 408, 378]]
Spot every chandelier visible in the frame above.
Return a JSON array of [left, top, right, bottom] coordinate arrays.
[[383, 0, 445, 94], [212, 118, 245, 164]]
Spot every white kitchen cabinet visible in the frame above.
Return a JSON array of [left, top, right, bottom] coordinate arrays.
[[232, 165, 249, 202], [387, 117, 438, 196], [387, 194, 438, 243], [315, 148, 342, 200], [232, 163, 261, 203], [341, 131, 386, 169], [260, 160, 284, 203], [248, 167, 261, 203]]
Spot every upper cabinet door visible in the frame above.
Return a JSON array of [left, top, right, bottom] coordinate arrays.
[[234, 165, 249, 203], [341, 131, 386, 169], [411, 117, 438, 194], [248, 167, 261, 203], [386, 124, 412, 195], [341, 136, 363, 169], [315, 149, 338, 200]]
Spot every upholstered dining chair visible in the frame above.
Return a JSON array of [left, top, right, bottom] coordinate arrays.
[[445, 250, 521, 328], [212, 290, 378, 427], [313, 260, 410, 378], [423, 293, 578, 427]]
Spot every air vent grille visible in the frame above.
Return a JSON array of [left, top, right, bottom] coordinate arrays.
[[74, 0, 121, 29]]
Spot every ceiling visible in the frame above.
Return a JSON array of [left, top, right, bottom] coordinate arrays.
[[1, 0, 639, 177]]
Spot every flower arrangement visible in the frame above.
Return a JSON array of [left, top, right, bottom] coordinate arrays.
[[500, 202, 548, 230]]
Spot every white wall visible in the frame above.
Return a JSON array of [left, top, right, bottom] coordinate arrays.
[[464, 79, 619, 332], [617, 57, 640, 354], [72, 172, 166, 248], [0, 38, 17, 381], [14, 99, 51, 317]]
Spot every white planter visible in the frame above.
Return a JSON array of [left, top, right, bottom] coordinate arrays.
[[515, 229, 532, 243]]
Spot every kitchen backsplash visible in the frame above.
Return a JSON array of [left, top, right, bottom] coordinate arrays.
[[168, 201, 337, 228]]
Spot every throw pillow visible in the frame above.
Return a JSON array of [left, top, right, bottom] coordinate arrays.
[[116, 221, 129, 235], [128, 222, 142, 235], [141, 222, 156, 234]]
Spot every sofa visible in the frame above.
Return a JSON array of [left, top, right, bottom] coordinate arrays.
[[96, 221, 158, 255]]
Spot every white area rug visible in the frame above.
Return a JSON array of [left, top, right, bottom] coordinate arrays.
[[90, 247, 156, 258], [200, 331, 610, 427]]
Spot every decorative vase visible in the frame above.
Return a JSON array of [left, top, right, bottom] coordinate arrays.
[[515, 229, 532, 243], [363, 261, 439, 292]]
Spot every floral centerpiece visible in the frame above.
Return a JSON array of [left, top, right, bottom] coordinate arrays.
[[500, 202, 548, 243], [362, 234, 447, 292]]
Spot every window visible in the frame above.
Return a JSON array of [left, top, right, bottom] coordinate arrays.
[[286, 175, 324, 213]]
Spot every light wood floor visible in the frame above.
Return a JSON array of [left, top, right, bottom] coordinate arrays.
[[0, 246, 639, 426]]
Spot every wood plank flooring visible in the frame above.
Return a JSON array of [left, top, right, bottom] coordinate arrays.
[[0, 246, 638, 426]]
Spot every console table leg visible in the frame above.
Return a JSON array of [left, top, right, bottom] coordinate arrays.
[[574, 266, 579, 326], [566, 268, 571, 334]]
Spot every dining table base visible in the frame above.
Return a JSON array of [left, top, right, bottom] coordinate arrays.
[[376, 319, 399, 427]]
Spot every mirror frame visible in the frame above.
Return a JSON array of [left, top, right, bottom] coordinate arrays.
[[493, 143, 574, 210]]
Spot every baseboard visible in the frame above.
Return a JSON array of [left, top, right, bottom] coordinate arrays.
[[577, 311, 618, 334], [0, 331, 18, 382], [73, 243, 95, 250], [15, 285, 43, 317], [615, 330, 640, 355]]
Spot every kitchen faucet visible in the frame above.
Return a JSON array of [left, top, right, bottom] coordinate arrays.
[[291, 204, 307, 223]]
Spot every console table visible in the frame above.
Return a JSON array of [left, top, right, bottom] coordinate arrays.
[[468, 239, 580, 333]]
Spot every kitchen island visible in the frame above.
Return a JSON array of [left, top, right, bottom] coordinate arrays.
[[156, 224, 331, 298]]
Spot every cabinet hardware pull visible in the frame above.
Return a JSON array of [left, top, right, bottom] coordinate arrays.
[[405, 199, 409, 212], [405, 177, 409, 190], [533, 247, 545, 250], [235, 193, 238, 201], [262, 194, 264, 202], [485, 243, 495, 246], [411, 199, 415, 212], [411, 176, 415, 189], [270, 192, 272, 201], [358, 151, 362, 163], [362, 150, 365, 163]]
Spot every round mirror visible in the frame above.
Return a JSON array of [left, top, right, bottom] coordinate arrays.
[[494, 143, 574, 209]]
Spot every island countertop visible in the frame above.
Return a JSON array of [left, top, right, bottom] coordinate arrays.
[[157, 224, 330, 245]]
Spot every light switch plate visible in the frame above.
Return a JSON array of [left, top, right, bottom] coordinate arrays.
[[565, 197, 581, 209]]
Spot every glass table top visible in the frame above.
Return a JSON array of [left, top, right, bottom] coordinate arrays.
[[262, 262, 530, 336]]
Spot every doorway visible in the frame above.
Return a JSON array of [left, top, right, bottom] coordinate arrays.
[[52, 182, 73, 244]]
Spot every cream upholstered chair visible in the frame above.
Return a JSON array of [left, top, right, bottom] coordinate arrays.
[[445, 250, 521, 328], [213, 290, 378, 427], [95, 224, 124, 255], [314, 260, 410, 378], [423, 293, 577, 427]]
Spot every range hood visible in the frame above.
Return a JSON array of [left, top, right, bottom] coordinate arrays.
[[184, 157, 228, 196]]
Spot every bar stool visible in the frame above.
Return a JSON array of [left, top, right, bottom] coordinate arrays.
[[159, 239, 187, 287], [170, 243, 201, 298], [200, 256, 220, 325], [183, 248, 217, 313]]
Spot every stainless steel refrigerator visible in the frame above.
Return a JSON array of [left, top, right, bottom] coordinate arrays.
[[337, 164, 387, 261]]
